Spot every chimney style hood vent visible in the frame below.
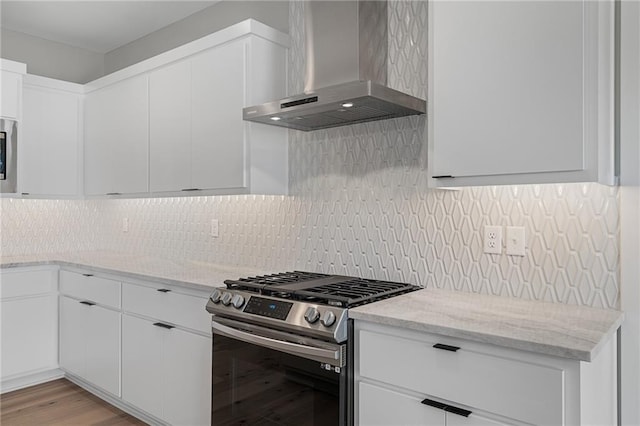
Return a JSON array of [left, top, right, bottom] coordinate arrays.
[[243, 1, 426, 132]]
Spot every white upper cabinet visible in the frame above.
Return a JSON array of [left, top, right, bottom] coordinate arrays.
[[148, 26, 288, 196], [21, 75, 82, 197], [190, 40, 247, 192], [428, 1, 615, 187], [1, 60, 26, 120], [84, 74, 149, 196], [149, 60, 191, 193]]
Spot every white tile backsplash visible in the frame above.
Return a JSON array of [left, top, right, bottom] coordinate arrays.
[[0, 1, 620, 309]]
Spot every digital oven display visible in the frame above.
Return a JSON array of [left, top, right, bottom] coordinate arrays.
[[243, 297, 292, 320]]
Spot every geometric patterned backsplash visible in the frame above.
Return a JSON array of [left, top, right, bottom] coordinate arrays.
[[0, 0, 620, 309]]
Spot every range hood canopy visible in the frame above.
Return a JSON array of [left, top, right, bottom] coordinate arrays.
[[243, 0, 426, 132]]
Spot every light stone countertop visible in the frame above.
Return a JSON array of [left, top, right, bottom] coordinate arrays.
[[2, 253, 623, 361], [350, 288, 623, 362], [0, 251, 265, 293]]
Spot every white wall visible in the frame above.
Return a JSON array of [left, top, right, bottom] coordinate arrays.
[[619, 1, 640, 424], [0, 28, 104, 84], [103, 1, 288, 74]]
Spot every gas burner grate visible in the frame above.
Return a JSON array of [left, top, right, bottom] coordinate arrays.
[[237, 271, 329, 286], [296, 279, 418, 307], [223, 271, 420, 308]]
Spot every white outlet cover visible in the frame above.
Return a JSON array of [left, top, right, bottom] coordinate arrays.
[[211, 219, 219, 238], [483, 225, 502, 254], [506, 226, 526, 256]]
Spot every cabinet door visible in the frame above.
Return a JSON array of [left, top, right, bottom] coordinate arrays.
[[59, 296, 86, 377], [191, 40, 247, 191], [430, 1, 609, 184], [84, 305, 120, 396], [122, 315, 164, 420], [85, 75, 149, 195], [21, 86, 79, 196], [164, 327, 212, 426], [1, 70, 20, 119], [1, 295, 57, 379], [359, 382, 445, 426], [149, 60, 191, 192]]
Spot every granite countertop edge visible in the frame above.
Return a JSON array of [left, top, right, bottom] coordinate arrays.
[[350, 290, 623, 363], [0, 253, 263, 293]]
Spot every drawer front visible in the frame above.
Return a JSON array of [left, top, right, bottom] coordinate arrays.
[[59, 270, 120, 308], [122, 283, 210, 333], [358, 329, 564, 426], [0, 269, 56, 299], [359, 382, 445, 426]]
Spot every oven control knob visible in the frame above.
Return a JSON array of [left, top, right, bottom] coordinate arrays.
[[320, 311, 336, 327], [304, 307, 320, 324], [231, 294, 245, 309], [210, 289, 223, 303], [221, 292, 233, 306]]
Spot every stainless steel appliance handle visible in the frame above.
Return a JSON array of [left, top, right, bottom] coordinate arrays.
[[211, 319, 344, 367]]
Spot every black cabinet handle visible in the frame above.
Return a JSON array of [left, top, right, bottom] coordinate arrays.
[[79, 301, 96, 306], [105, 192, 121, 196], [82, 273, 94, 277], [421, 398, 472, 418], [432, 175, 454, 179], [433, 343, 460, 352], [181, 188, 201, 192], [153, 322, 174, 330], [157, 288, 171, 293]]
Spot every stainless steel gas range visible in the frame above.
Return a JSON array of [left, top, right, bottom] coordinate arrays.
[[205, 271, 419, 425]]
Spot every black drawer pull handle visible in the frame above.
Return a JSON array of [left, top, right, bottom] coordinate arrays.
[[181, 188, 201, 192], [157, 288, 171, 293], [153, 322, 174, 330], [105, 192, 122, 196], [445, 405, 472, 418], [421, 399, 472, 418], [432, 175, 454, 179], [433, 343, 460, 352], [79, 301, 96, 306], [421, 398, 448, 410], [82, 273, 94, 277]]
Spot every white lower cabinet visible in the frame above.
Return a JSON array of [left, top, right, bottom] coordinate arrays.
[[59, 296, 120, 396], [359, 382, 506, 426], [0, 267, 58, 389], [355, 321, 617, 426], [122, 281, 211, 425]]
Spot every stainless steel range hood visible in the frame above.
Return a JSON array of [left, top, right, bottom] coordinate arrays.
[[243, 1, 426, 132]]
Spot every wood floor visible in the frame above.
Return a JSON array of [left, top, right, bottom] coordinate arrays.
[[1, 379, 147, 426]]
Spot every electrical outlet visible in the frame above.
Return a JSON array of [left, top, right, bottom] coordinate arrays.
[[483, 225, 502, 254], [122, 218, 129, 233], [506, 226, 526, 256], [211, 219, 219, 238]]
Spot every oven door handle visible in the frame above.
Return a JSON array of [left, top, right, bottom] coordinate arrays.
[[211, 319, 345, 367]]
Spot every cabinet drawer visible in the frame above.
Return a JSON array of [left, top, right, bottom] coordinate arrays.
[[359, 329, 564, 425], [122, 283, 210, 334], [0, 269, 56, 299], [59, 270, 120, 308]]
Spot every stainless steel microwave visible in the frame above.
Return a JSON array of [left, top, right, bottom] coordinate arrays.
[[0, 119, 17, 193]]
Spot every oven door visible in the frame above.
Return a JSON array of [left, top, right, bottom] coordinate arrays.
[[211, 316, 349, 426]]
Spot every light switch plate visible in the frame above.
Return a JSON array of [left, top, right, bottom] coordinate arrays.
[[483, 225, 502, 254], [506, 226, 526, 256]]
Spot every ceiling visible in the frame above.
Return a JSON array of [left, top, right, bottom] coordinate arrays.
[[0, 1, 219, 53]]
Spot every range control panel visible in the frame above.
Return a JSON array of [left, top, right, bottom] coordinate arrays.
[[243, 296, 292, 320]]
